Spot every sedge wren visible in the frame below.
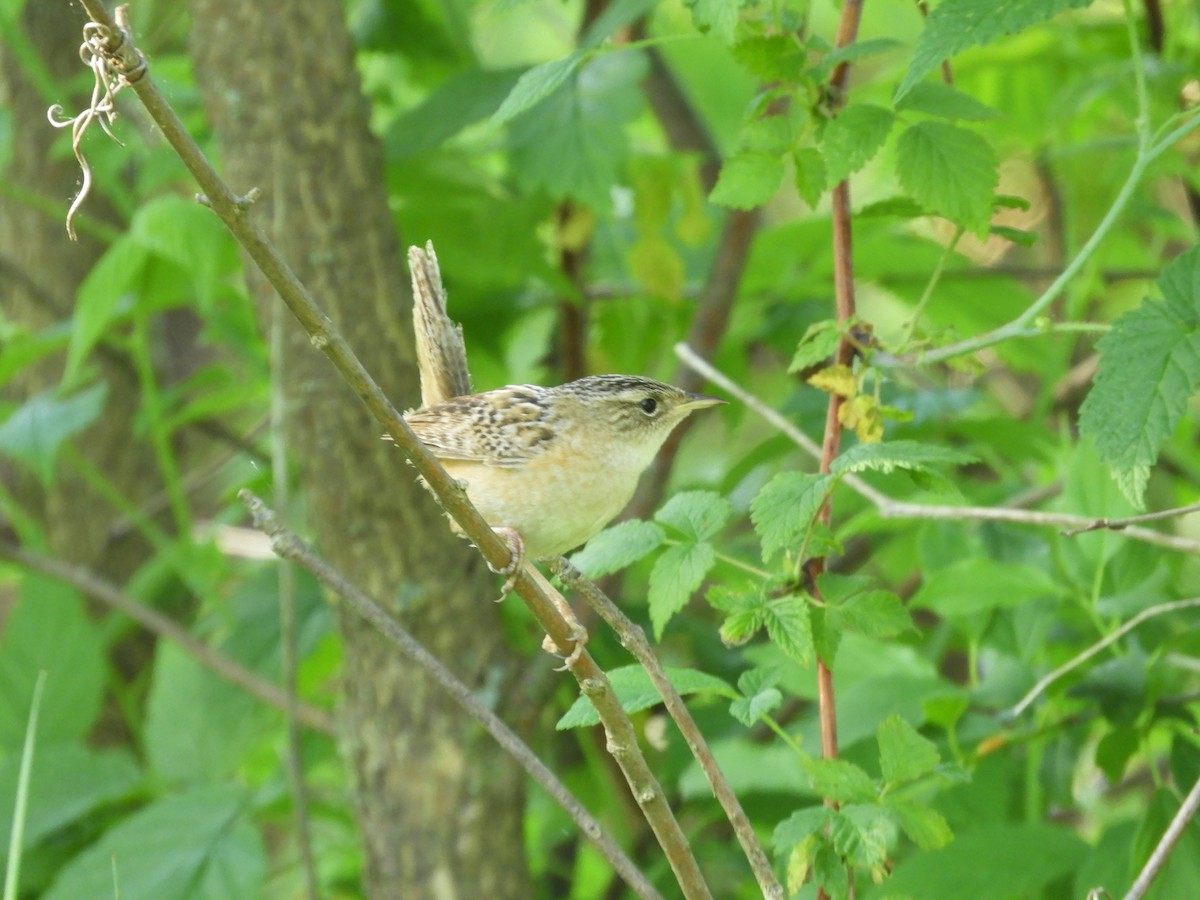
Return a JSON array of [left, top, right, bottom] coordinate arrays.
[[400, 375, 725, 562]]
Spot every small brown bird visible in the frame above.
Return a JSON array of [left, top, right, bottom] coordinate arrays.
[[401, 374, 725, 562]]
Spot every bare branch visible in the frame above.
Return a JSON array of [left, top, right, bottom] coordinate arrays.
[[551, 559, 785, 900], [1123, 774, 1200, 900], [0, 541, 334, 734], [1062, 502, 1200, 536], [62, 6, 710, 892], [239, 494, 664, 900], [675, 343, 1200, 556]]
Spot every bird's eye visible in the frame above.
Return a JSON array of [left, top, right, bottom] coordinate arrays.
[[639, 397, 658, 415]]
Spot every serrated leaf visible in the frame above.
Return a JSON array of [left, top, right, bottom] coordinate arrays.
[[737, 665, 782, 696], [763, 595, 814, 667], [749, 471, 833, 561], [557, 665, 734, 729], [774, 806, 834, 851], [822, 104, 895, 185], [804, 757, 878, 804], [684, 0, 741, 42], [719, 606, 766, 646], [792, 147, 826, 208], [886, 798, 953, 850], [896, 120, 998, 233], [732, 34, 807, 81], [895, 82, 1001, 121], [654, 490, 732, 541], [857, 196, 930, 219], [710, 152, 785, 209], [570, 519, 666, 577], [1079, 246, 1200, 509], [648, 541, 716, 639], [386, 67, 523, 157], [832, 439, 976, 477], [739, 115, 795, 155], [896, 0, 1096, 101], [492, 51, 586, 126], [807, 363, 857, 397], [0, 383, 109, 485], [832, 805, 892, 869], [507, 51, 646, 209], [729, 686, 782, 726], [828, 589, 915, 638], [878, 714, 941, 785], [788, 320, 841, 374], [810, 37, 904, 78]]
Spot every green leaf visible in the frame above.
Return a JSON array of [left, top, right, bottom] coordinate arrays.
[[709, 152, 784, 209], [894, 81, 1001, 121], [886, 798, 954, 851], [749, 471, 833, 561], [684, 0, 741, 42], [738, 116, 795, 155], [729, 683, 782, 727], [912, 558, 1060, 618], [804, 757, 877, 804], [144, 642, 272, 783], [763, 595, 814, 667], [732, 34, 807, 82], [386, 67, 523, 157], [895, 120, 998, 233], [832, 439, 976, 478], [570, 519, 665, 578], [884, 823, 1085, 893], [648, 541, 716, 639], [491, 51, 586, 126], [507, 51, 646, 209], [822, 104, 894, 185], [63, 238, 146, 388], [827, 589, 915, 639], [1078, 246, 1200, 508], [788, 320, 841, 375], [557, 665, 733, 729], [792, 148, 826, 208], [878, 714, 941, 786], [810, 38, 904, 78], [654, 490, 732, 541], [0, 743, 141, 853], [895, 0, 1097, 101], [0, 383, 108, 485], [832, 804, 892, 869], [774, 806, 833, 851], [43, 785, 266, 900], [0, 577, 105, 747], [731, 673, 786, 730]]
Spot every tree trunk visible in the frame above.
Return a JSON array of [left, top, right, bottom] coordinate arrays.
[[187, 2, 532, 896]]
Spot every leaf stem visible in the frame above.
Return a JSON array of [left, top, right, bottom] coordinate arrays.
[[900, 226, 963, 348]]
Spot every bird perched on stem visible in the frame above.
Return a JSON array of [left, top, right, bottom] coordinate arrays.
[[398, 374, 725, 565]]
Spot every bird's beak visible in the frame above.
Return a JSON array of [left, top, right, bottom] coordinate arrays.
[[681, 392, 727, 410]]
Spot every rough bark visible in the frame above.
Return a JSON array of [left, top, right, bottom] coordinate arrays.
[[186, 2, 531, 896]]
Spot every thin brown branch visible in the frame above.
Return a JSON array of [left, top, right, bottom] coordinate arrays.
[[64, 7, 709, 893], [551, 559, 786, 900], [239, 494, 664, 900], [675, 343, 1200, 556], [1123, 775, 1200, 900], [1062, 501, 1200, 536], [0, 541, 334, 734]]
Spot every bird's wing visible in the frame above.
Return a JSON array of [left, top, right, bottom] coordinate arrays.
[[402, 386, 557, 467]]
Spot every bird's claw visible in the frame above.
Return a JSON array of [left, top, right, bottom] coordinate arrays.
[[486, 527, 524, 601], [542, 625, 588, 671]]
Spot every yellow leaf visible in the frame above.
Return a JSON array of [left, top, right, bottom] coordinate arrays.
[[807, 364, 857, 398]]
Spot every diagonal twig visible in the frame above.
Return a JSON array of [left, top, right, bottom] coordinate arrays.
[[62, 4, 711, 894]]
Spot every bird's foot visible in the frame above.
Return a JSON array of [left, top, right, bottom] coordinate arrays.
[[542, 625, 588, 671], [486, 526, 525, 600]]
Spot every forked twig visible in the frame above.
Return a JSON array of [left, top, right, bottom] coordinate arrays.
[[239, 494, 664, 900]]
